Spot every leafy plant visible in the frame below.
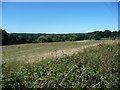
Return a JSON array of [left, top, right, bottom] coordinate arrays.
[[2, 41, 119, 89]]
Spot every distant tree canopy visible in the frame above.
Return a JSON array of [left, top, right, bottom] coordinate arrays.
[[1, 29, 9, 45], [1, 28, 119, 45], [37, 30, 119, 43]]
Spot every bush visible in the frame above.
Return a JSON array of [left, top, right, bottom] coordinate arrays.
[[2, 42, 119, 89]]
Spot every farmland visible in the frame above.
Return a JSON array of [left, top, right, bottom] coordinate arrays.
[[2, 40, 101, 70], [2, 40, 120, 88]]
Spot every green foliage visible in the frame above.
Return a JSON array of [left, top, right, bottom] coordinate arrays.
[[1, 28, 119, 45], [37, 36, 47, 43], [36, 30, 119, 43], [1, 29, 9, 45], [2, 42, 119, 89]]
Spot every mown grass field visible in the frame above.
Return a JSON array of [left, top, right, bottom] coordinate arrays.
[[2, 40, 120, 89], [2, 40, 102, 70]]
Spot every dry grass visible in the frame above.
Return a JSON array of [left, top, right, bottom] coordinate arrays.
[[2, 40, 119, 70]]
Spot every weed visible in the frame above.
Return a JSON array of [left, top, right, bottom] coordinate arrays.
[[2, 40, 119, 89]]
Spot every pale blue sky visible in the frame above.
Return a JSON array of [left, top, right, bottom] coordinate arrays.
[[2, 2, 118, 33]]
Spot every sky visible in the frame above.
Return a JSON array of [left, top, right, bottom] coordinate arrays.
[[2, 2, 118, 34]]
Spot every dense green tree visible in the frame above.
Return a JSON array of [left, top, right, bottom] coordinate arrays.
[[103, 30, 111, 38], [2, 29, 9, 45], [1, 28, 119, 45], [77, 34, 85, 40], [8, 34, 19, 44], [37, 36, 47, 43], [0, 29, 2, 45]]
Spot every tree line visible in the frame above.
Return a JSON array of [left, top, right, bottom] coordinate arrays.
[[1, 28, 119, 45]]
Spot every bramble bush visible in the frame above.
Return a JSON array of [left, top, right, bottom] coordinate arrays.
[[2, 42, 120, 89]]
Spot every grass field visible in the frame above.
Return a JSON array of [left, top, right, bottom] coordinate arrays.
[[2, 40, 115, 62], [2, 40, 101, 70], [2, 40, 120, 88]]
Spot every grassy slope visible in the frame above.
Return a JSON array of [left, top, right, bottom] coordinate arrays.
[[2, 40, 120, 89], [2, 40, 102, 71], [2, 40, 100, 59]]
